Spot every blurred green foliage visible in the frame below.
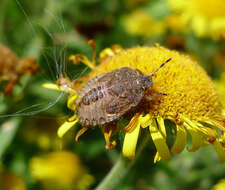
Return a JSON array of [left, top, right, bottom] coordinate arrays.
[[0, 0, 224, 189]]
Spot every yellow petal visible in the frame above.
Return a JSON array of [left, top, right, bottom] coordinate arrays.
[[69, 54, 95, 69], [139, 114, 152, 128], [42, 83, 61, 91], [171, 124, 187, 154], [184, 122, 208, 152], [150, 118, 171, 162], [123, 113, 141, 132], [212, 179, 225, 190], [202, 117, 225, 133], [194, 121, 217, 140], [213, 140, 225, 163], [183, 116, 217, 139], [42, 82, 76, 94], [157, 117, 166, 137], [57, 118, 79, 138], [154, 152, 161, 163], [67, 95, 79, 111], [122, 122, 141, 160]]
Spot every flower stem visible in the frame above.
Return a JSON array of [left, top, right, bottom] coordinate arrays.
[[95, 134, 149, 190]]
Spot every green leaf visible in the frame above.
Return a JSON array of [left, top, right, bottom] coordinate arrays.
[[0, 118, 21, 159]]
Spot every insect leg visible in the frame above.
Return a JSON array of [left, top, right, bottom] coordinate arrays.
[[75, 125, 89, 142], [144, 91, 167, 101], [101, 125, 117, 149]]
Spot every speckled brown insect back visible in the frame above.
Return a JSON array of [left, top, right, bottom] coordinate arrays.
[[0, 44, 41, 96], [76, 58, 172, 127]]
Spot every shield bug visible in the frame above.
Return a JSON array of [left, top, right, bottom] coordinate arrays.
[[48, 42, 172, 149], [75, 58, 172, 127], [0, 44, 41, 96]]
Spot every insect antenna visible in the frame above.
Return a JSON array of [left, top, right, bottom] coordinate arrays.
[[149, 58, 172, 76]]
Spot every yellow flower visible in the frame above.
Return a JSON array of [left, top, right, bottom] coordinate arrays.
[[43, 41, 225, 163], [165, 13, 188, 33], [168, 0, 225, 40], [22, 118, 65, 150], [29, 151, 94, 190], [121, 9, 166, 37], [212, 179, 225, 190], [0, 171, 26, 190]]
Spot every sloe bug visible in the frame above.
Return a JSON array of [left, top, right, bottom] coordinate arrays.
[[75, 58, 172, 126]]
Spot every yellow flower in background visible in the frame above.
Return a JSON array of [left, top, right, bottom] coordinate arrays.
[[0, 171, 26, 190], [22, 118, 72, 150], [43, 41, 225, 163], [121, 9, 166, 37], [168, 0, 225, 40], [165, 13, 188, 33], [212, 179, 225, 190], [29, 151, 94, 190]]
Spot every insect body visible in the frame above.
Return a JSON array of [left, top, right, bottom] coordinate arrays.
[[47, 42, 172, 149], [75, 58, 171, 126]]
